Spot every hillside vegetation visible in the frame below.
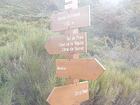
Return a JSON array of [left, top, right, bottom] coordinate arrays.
[[0, 19, 140, 105], [0, 0, 140, 105]]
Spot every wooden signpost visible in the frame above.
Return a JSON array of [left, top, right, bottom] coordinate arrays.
[[56, 58, 105, 80], [45, 32, 87, 54], [50, 6, 90, 32], [45, 0, 105, 105], [47, 81, 89, 105]]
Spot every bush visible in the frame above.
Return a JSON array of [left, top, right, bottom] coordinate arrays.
[[0, 19, 56, 105]]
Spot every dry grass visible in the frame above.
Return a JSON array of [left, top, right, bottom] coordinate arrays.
[[0, 19, 140, 105]]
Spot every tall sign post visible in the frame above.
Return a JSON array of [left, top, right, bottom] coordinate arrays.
[[45, 0, 105, 105]]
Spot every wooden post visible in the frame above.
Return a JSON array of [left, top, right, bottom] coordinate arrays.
[[45, 0, 106, 105], [65, 0, 79, 85]]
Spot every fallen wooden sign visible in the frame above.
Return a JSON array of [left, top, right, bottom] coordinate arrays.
[[45, 32, 87, 55], [51, 5, 91, 31], [56, 58, 105, 80], [47, 81, 89, 105]]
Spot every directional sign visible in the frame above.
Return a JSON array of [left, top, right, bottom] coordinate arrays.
[[45, 32, 87, 55], [51, 5, 91, 32], [56, 58, 105, 80], [47, 81, 89, 105]]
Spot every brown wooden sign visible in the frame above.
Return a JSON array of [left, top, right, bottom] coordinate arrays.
[[51, 5, 91, 32], [45, 32, 87, 55], [56, 58, 105, 80], [47, 81, 89, 105]]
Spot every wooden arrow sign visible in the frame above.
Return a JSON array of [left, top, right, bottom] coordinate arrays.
[[51, 5, 90, 31], [45, 32, 87, 55], [56, 58, 105, 80], [47, 81, 89, 105]]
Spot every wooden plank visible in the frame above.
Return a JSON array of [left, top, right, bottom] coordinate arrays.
[[45, 32, 87, 55], [51, 5, 91, 31], [56, 58, 105, 80], [47, 81, 89, 105]]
